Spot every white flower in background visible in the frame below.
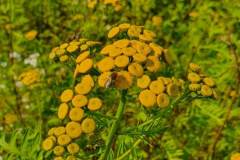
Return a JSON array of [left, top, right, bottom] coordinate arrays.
[[24, 53, 39, 67], [0, 62, 7, 67], [9, 52, 21, 60]]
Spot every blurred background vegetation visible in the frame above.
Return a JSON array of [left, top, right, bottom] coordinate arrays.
[[0, 0, 240, 159]]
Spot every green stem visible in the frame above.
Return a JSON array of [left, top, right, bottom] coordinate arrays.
[[99, 90, 127, 160], [116, 139, 142, 160]]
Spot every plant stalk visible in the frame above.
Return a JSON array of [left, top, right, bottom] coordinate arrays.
[[99, 90, 127, 160]]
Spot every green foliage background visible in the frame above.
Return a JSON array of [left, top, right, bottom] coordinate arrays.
[[0, 0, 240, 159]]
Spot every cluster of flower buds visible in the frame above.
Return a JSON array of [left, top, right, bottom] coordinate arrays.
[[43, 24, 217, 159], [138, 76, 184, 108], [18, 69, 40, 86], [48, 38, 101, 63], [187, 63, 217, 98]]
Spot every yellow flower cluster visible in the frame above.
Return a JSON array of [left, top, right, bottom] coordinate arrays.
[[49, 38, 101, 63], [87, 0, 122, 11], [4, 113, 18, 125], [18, 69, 40, 86], [97, 24, 172, 90], [187, 63, 217, 98], [138, 76, 184, 108], [25, 30, 38, 41], [42, 77, 101, 158], [231, 153, 240, 160]]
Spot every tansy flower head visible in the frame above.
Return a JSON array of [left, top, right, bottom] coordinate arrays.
[[133, 53, 147, 63], [66, 155, 76, 160], [189, 63, 201, 72], [98, 72, 112, 87], [128, 63, 144, 77], [187, 72, 201, 83], [66, 121, 82, 139], [75, 58, 93, 74], [76, 51, 90, 63], [97, 57, 115, 72], [108, 27, 120, 38], [54, 126, 66, 137], [81, 118, 96, 133], [82, 74, 94, 87], [72, 94, 88, 107], [152, 16, 162, 26], [203, 77, 215, 87], [146, 56, 161, 72], [53, 145, 65, 156], [149, 80, 165, 94], [58, 103, 69, 120], [200, 85, 212, 97], [60, 89, 74, 103], [189, 83, 201, 91], [137, 75, 151, 89], [166, 83, 180, 97], [114, 55, 129, 68], [88, 97, 103, 111], [66, 45, 78, 53], [57, 134, 71, 146], [67, 143, 80, 154], [231, 153, 240, 160], [25, 30, 38, 40], [69, 108, 84, 121], [139, 89, 156, 108], [157, 93, 170, 108], [42, 137, 54, 151], [75, 82, 92, 95], [54, 156, 64, 160]]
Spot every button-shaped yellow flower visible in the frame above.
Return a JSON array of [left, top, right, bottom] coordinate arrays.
[[146, 56, 161, 72], [60, 89, 73, 103], [113, 39, 130, 48], [139, 89, 156, 108], [149, 80, 165, 94], [69, 108, 84, 121], [128, 63, 144, 77], [66, 121, 82, 139], [137, 75, 151, 89], [53, 145, 65, 156], [200, 85, 212, 96], [76, 58, 93, 73], [97, 57, 115, 72], [67, 143, 80, 154], [76, 51, 90, 63], [157, 93, 170, 108], [88, 97, 103, 111], [203, 77, 215, 87], [133, 53, 147, 63], [75, 82, 92, 95], [72, 94, 88, 107], [98, 72, 112, 87], [81, 118, 96, 133], [187, 72, 200, 83], [54, 126, 66, 137], [42, 137, 54, 151], [81, 74, 94, 87], [114, 55, 129, 68], [108, 27, 120, 38], [122, 47, 137, 56], [58, 103, 69, 120], [57, 134, 71, 146], [167, 83, 180, 97], [66, 45, 78, 53]]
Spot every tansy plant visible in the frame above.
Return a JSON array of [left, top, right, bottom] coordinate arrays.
[[42, 23, 217, 160]]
